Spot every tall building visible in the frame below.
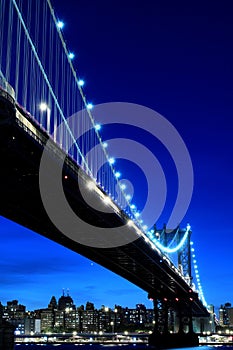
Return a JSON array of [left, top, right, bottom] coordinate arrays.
[[4, 300, 26, 320], [82, 302, 98, 332], [58, 291, 74, 311], [86, 302, 95, 311], [219, 303, 233, 327], [41, 309, 54, 332], [40, 292, 77, 331], [41, 296, 58, 332], [48, 296, 57, 310], [219, 303, 230, 326], [2, 300, 26, 334]]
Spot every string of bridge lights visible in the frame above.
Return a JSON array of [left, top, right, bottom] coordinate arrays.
[[50, 5, 208, 307], [190, 240, 208, 307], [50, 9, 146, 231]]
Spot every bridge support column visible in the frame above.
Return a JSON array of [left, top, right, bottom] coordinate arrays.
[[175, 297, 194, 335], [149, 296, 199, 348], [163, 300, 169, 335], [152, 298, 169, 335], [188, 300, 194, 334], [152, 298, 160, 336], [177, 299, 184, 334]]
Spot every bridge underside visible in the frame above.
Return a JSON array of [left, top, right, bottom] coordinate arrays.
[[0, 94, 208, 319]]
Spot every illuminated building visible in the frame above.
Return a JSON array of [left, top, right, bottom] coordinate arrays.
[[82, 303, 99, 332], [219, 303, 233, 327]]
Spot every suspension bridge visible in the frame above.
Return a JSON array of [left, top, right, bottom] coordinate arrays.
[[0, 0, 211, 348]]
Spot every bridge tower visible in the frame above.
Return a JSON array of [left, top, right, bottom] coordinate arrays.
[[148, 225, 199, 348], [177, 225, 192, 286]]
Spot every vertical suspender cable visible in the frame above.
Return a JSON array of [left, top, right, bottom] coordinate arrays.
[[11, 0, 91, 174]]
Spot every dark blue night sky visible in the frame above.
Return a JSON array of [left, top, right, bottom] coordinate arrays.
[[1, 0, 233, 312]]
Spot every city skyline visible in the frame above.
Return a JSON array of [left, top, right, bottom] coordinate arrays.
[[1, 289, 232, 315], [1, 0, 233, 312], [0, 291, 153, 311]]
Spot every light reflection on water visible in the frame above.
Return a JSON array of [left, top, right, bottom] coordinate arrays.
[[14, 345, 233, 350]]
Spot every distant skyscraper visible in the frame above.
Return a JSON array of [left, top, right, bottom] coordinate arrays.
[[219, 303, 231, 327], [219, 303, 233, 327], [58, 291, 74, 311], [48, 296, 57, 310], [86, 302, 95, 311]]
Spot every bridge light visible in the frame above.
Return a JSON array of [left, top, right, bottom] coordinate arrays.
[[189, 297, 193, 301], [175, 298, 179, 302], [126, 194, 131, 200], [78, 79, 85, 86], [87, 180, 96, 190], [120, 183, 126, 190], [109, 157, 115, 165], [64, 175, 68, 180], [95, 124, 101, 131], [103, 142, 108, 148], [68, 52, 75, 59], [191, 248, 195, 252], [57, 20, 64, 29], [135, 212, 140, 217], [103, 196, 111, 205], [130, 204, 136, 209], [87, 103, 93, 110], [187, 223, 191, 231], [39, 102, 48, 111], [127, 220, 134, 227], [115, 172, 121, 178]]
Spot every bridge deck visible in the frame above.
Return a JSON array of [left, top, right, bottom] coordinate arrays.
[[0, 90, 208, 317]]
